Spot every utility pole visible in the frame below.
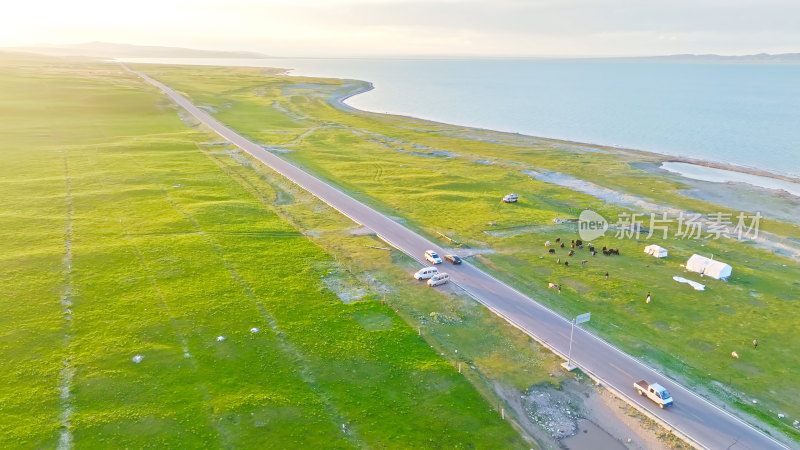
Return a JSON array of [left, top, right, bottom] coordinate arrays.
[[561, 312, 590, 371]]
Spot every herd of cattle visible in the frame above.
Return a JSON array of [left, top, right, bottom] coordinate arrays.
[[545, 237, 620, 266]]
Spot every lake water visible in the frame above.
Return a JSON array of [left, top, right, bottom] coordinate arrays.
[[122, 58, 800, 178]]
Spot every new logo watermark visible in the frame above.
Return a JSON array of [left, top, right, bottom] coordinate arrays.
[[578, 210, 608, 241]]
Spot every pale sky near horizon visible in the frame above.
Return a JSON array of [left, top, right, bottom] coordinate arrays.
[[2, 0, 799, 57]]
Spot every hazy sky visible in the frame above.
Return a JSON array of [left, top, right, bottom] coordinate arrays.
[[3, 0, 799, 57]]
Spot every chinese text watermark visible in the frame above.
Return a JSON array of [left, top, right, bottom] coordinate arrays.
[[578, 210, 761, 241]]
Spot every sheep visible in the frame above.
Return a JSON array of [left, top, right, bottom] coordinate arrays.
[[548, 248, 556, 254], [731, 351, 739, 359]]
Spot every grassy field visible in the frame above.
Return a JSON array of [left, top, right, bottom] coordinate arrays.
[[0, 54, 531, 448], [137, 63, 800, 443]]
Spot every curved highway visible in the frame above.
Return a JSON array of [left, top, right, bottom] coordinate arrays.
[[128, 65, 789, 450]]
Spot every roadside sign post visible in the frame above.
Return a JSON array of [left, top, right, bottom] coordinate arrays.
[[562, 313, 590, 371]]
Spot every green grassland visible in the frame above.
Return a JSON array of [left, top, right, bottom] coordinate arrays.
[[0, 54, 529, 448], [137, 63, 800, 442], [197, 142, 575, 444]]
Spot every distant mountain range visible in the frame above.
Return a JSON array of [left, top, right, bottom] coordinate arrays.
[[597, 53, 800, 63], [1, 42, 268, 59], [2, 42, 799, 63]]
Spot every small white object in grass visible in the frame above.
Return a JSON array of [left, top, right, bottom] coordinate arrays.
[[132, 355, 143, 363], [778, 413, 785, 419], [250, 327, 260, 333], [184, 352, 191, 358], [752, 399, 758, 404], [216, 336, 225, 342]]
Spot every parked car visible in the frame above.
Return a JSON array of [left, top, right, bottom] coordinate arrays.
[[424, 250, 443, 264], [445, 254, 462, 264], [502, 193, 518, 203], [413, 267, 439, 280], [427, 272, 450, 287], [634, 380, 673, 408]]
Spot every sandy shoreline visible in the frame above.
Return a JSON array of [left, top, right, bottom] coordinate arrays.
[[126, 58, 800, 186], [320, 73, 800, 186]]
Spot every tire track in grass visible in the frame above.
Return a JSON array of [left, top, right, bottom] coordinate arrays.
[[116, 217, 229, 447], [57, 151, 74, 450], [141, 155, 365, 447], [76, 141, 227, 446]]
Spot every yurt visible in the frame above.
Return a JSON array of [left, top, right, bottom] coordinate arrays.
[[643, 244, 668, 258], [686, 254, 732, 280]]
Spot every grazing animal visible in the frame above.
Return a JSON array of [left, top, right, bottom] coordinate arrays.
[[753, 339, 758, 350], [568, 250, 575, 257], [570, 243, 575, 249], [548, 248, 556, 254], [602, 246, 607, 251], [545, 241, 551, 247], [560, 242, 565, 248], [588, 244, 594, 252], [576, 239, 583, 246], [555, 238, 561, 243], [564, 261, 569, 267], [731, 351, 739, 359], [548, 282, 558, 289], [578, 244, 583, 249], [557, 258, 561, 264], [581, 260, 588, 264], [591, 251, 597, 256]]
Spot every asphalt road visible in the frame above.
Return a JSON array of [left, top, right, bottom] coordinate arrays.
[[130, 66, 789, 450]]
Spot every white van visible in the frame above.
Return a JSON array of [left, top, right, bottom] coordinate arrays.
[[502, 193, 518, 203], [427, 273, 450, 287], [414, 267, 439, 280]]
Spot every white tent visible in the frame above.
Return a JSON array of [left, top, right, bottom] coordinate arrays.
[[644, 244, 668, 258], [686, 254, 732, 280]]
